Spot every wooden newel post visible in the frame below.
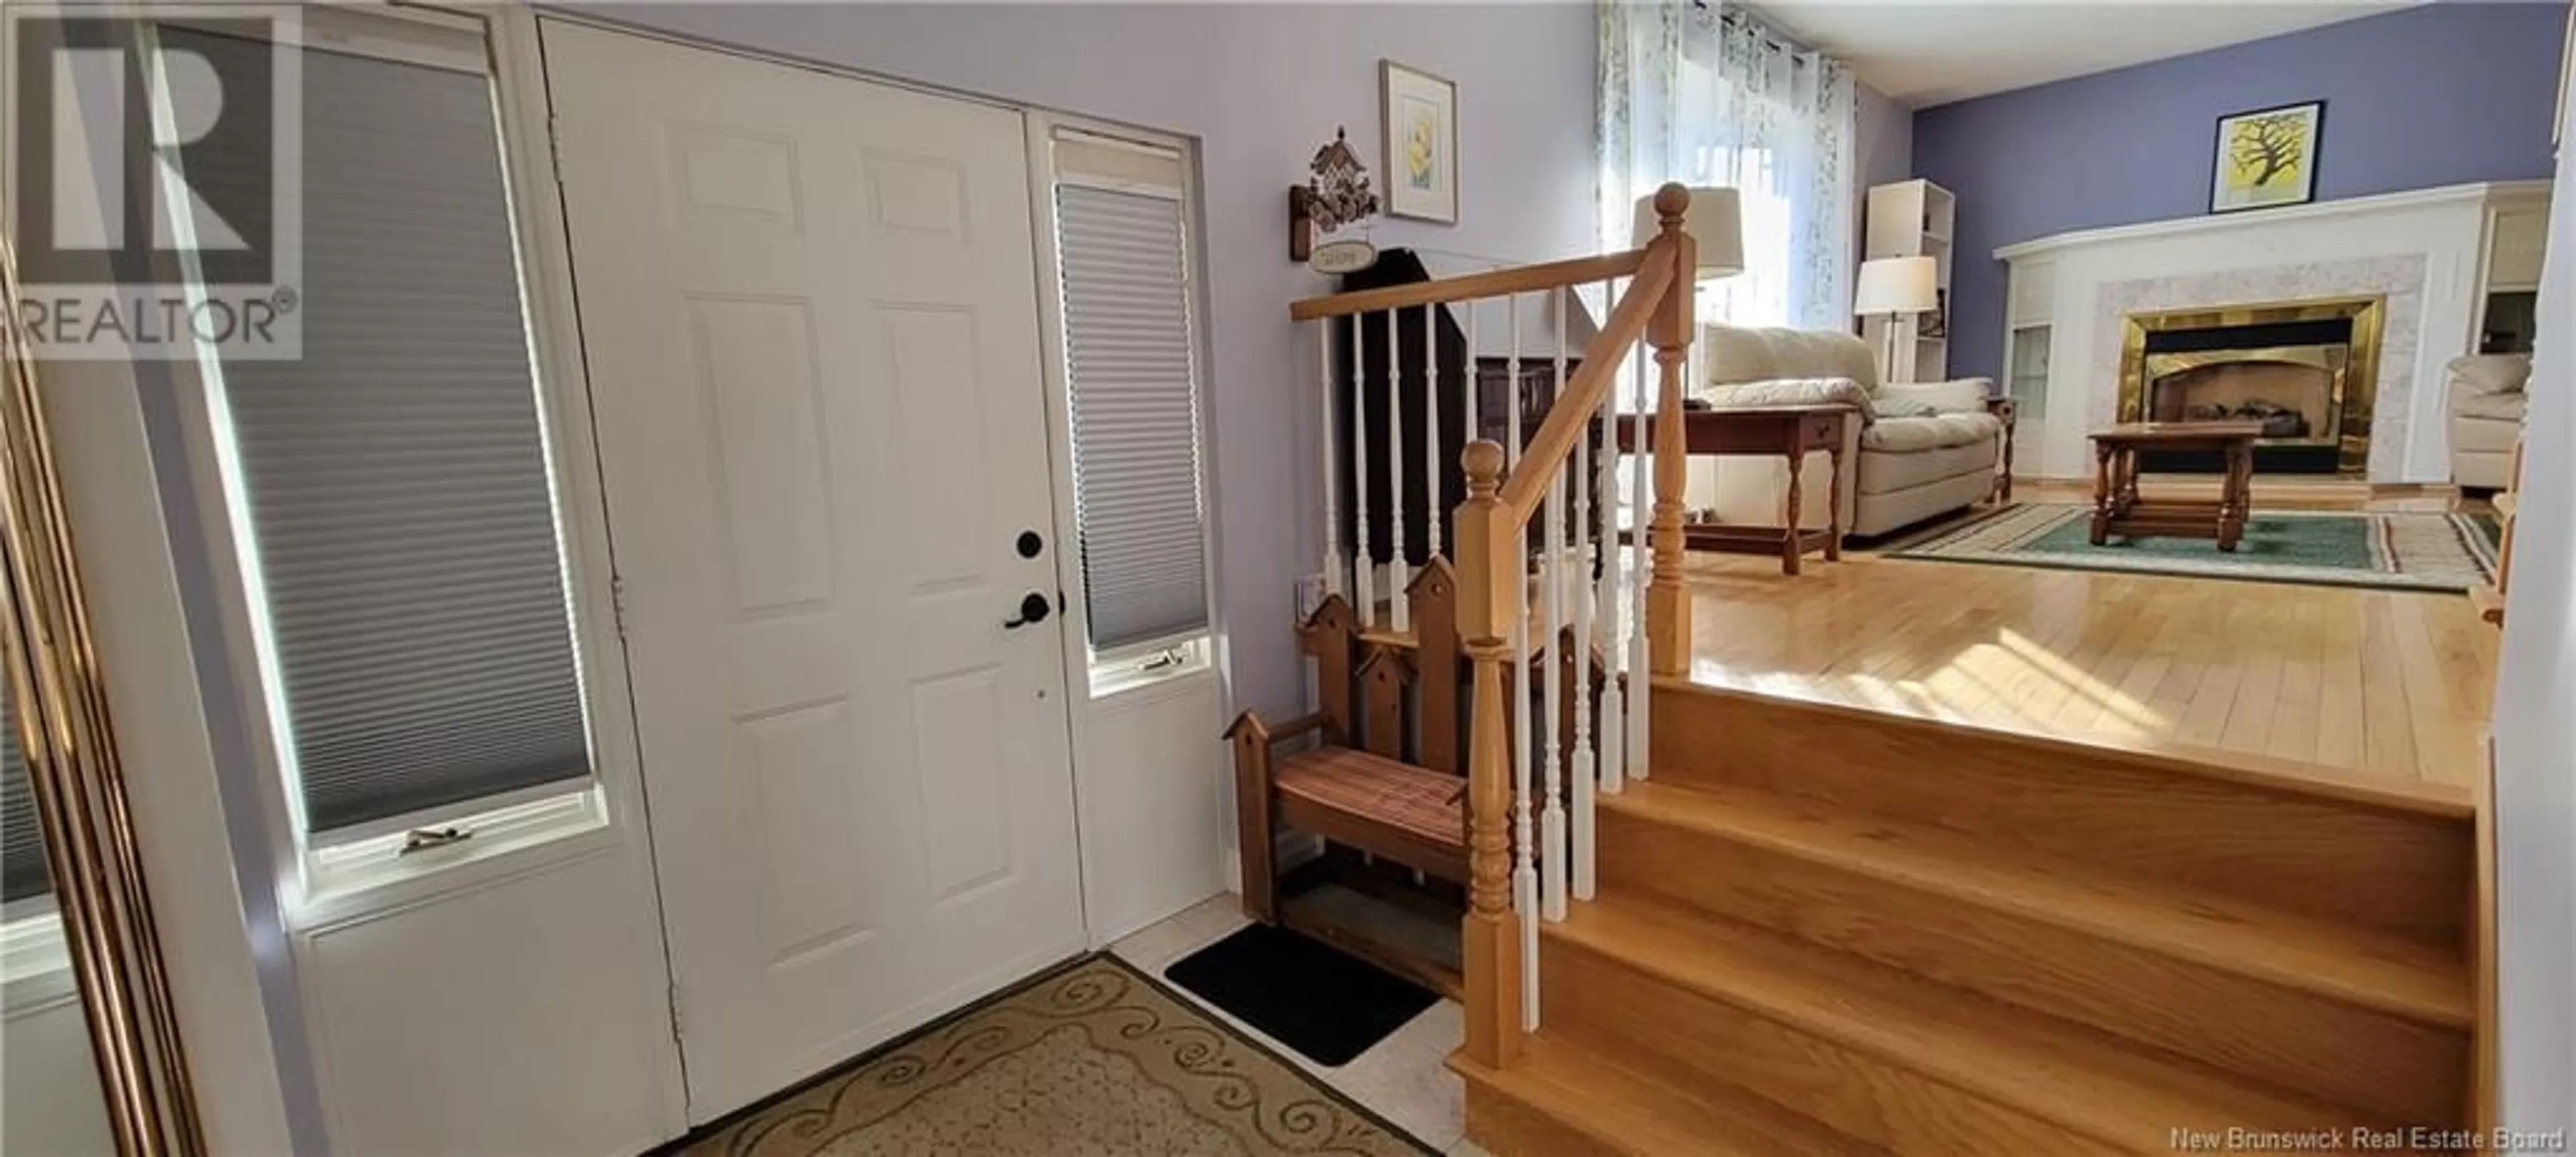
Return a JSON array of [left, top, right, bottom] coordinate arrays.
[[1453, 439, 1523, 1068], [1648, 182, 1696, 677]]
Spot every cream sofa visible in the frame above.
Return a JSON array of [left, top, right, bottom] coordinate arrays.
[[1688, 323, 2005, 539], [2447, 353, 2529, 491]]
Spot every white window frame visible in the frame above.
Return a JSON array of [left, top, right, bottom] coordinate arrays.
[[140, 4, 651, 924], [0, 899, 75, 1011], [1027, 115, 1221, 699]]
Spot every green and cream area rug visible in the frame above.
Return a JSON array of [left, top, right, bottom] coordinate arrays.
[[680, 955, 1430, 1156], [1892, 503, 2500, 592]]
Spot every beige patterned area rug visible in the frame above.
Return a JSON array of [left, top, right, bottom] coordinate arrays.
[[678, 955, 1431, 1156]]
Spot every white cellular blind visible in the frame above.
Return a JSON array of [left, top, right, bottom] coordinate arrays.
[[171, 30, 592, 833], [2, 673, 46, 903], [1055, 182, 1208, 651]]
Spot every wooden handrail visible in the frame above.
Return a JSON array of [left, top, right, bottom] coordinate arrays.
[[1494, 241, 1677, 522], [1287, 250, 1650, 321], [1449, 182, 1697, 1073]]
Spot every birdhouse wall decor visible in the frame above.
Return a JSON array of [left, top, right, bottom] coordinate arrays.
[[1290, 126, 1381, 272]]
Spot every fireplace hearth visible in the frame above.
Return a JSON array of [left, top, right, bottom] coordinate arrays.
[[2116, 296, 2383, 476]]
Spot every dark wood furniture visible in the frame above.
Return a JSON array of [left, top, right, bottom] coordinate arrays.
[[2088, 421, 2266, 551], [1332, 250, 1585, 566], [1619, 405, 1855, 575]]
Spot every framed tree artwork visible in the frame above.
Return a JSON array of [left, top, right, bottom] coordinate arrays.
[[1381, 60, 1458, 223], [2210, 101, 2324, 213]]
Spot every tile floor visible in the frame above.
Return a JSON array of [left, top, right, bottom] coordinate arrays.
[[1108, 894, 1491, 1156]]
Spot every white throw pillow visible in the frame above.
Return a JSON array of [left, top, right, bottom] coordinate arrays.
[[1694, 376, 1875, 421], [1876, 378, 1994, 415]]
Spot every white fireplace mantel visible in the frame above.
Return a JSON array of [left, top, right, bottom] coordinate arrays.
[[1996, 180, 2551, 483]]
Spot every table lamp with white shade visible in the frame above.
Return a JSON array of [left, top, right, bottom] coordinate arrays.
[[1854, 256, 1938, 384], [1631, 185, 1746, 280]]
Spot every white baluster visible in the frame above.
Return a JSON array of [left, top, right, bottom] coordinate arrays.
[[1505, 292, 1538, 1028], [1540, 293, 1568, 924], [1354, 313, 1377, 628], [1540, 457, 1568, 924], [1388, 307, 1411, 632], [1570, 288, 1602, 903], [1627, 310, 1652, 781], [1596, 283, 1627, 800], [1321, 323, 1343, 601], [1464, 300, 1481, 468], [1423, 304, 1442, 561], [1507, 298, 1523, 466]]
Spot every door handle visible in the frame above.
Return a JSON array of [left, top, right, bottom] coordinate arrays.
[[1002, 592, 1052, 630]]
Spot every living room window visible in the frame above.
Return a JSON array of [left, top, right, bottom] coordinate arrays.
[[1599, 4, 1856, 330], [1038, 124, 1214, 691], [164, 14, 599, 875], [1702, 145, 1798, 325]]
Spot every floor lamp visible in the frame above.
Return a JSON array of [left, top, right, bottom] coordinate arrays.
[[1854, 256, 1937, 384]]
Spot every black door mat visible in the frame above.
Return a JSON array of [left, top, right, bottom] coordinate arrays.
[[1163, 922, 1440, 1067]]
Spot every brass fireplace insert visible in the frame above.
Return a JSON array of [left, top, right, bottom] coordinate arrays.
[[2115, 294, 2385, 477]]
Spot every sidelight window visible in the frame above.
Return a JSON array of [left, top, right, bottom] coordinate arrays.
[[1043, 126, 1214, 681], [169, 15, 595, 850]]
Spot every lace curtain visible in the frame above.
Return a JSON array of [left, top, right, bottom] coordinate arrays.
[[1598, 0, 1856, 331]]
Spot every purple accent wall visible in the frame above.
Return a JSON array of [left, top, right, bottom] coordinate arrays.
[[1915, 2, 2569, 381]]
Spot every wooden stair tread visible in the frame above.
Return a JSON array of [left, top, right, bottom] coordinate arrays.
[[1652, 676, 2476, 819], [1275, 746, 1463, 850], [1453, 1035, 1875, 1157], [1601, 782, 2469, 1030], [1548, 897, 2373, 1147]]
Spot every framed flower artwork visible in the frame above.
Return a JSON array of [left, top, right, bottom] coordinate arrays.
[[1380, 60, 1458, 224]]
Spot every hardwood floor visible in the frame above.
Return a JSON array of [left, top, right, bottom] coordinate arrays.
[[1676, 494, 2498, 793]]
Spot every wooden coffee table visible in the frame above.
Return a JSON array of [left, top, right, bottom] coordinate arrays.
[[2088, 421, 2267, 551]]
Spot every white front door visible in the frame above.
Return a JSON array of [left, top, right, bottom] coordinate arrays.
[[541, 21, 1087, 1121]]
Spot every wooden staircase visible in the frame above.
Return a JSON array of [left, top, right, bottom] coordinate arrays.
[[1272, 187, 2486, 1154], [1454, 681, 2481, 1154]]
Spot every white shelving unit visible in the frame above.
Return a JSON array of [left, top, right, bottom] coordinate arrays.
[[1864, 178, 1955, 382]]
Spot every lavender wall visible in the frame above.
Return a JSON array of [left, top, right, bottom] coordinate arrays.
[[1915, 2, 2569, 381], [570, 3, 1600, 726], [1855, 83, 1917, 243], [1856, 85, 1916, 193]]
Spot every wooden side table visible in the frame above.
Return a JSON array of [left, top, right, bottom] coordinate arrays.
[[2087, 421, 2267, 551], [1619, 405, 1854, 575]]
